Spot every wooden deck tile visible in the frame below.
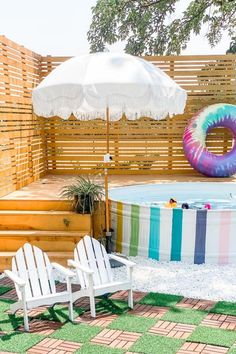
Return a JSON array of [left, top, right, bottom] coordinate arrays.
[[177, 342, 228, 353], [0, 289, 17, 301], [129, 304, 169, 318], [5, 306, 49, 318], [18, 319, 62, 335], [176, 298, 216, 311], [27, 338, 81, 353], [201, 313, 236, 330], [75, 313, 118, 327], [149, 320, 196, 339], [110, 291, 147, 303], [91, 329, 141, 349], [0, 276, 14, 287]]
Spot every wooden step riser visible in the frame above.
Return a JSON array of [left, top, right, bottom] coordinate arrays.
[[0, 200, 72, 211], [0, 252, 72, 271], [0, 236, 84, 252], [0, 256, 13, 272], [0, 214, 91, 231]]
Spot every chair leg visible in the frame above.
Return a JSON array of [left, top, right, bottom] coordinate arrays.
[[88, 274, 96, 317], [68, 301, 73, 322], [24, 312, 29, 332], [89, 294, 96, 318], [128, 289, 133, 309], [21, 289, 29, 331], [23, 305, 29, 332], [67, 278, 74, 322]]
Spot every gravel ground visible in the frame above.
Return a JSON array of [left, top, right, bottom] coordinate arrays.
[[112, 256, 236, 302]]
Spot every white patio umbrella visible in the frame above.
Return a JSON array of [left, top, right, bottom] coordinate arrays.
[[32, 52, 187, 245]]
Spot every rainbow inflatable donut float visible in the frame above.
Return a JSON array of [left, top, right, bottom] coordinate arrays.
[[183, 104, 236, 177]]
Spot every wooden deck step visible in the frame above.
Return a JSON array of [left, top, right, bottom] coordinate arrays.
[[0, 211, 92, 231], [0, 230, 87, 237], [0, 211, 75, 215], [0, 251, 73, 270], [0, 200, 71, 211], [0, 230, 87, 252]]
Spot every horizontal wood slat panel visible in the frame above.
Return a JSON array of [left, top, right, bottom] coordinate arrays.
[[40, 53, 235, 176], [1, 36, 236, 198], [0, 36, 46, 197]]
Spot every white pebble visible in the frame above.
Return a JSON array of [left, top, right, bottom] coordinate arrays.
[[112, 256, 236, 302]]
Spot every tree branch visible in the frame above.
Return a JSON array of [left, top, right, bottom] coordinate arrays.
[[140, 0, 167, 8]]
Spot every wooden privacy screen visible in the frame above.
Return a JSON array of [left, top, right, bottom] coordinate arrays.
[[1, 36, 236, 197], [0, 36, 46, 197], [40, 54, 236, 175]]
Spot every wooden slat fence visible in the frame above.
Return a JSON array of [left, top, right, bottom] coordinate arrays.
[[0, 36, 46, 197], [40, 54, 236, 175], [1, 35, 236, 197]]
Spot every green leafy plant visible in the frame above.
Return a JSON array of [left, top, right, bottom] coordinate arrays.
[[88, 0, 236, 56], [60, 176, 104, 214]]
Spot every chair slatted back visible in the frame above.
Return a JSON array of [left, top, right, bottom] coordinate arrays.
[[12, 243, 56, 300], [74, 235, 113, 289]]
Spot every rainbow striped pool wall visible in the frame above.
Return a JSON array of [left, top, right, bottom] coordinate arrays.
[[110, 200, 236, 264]]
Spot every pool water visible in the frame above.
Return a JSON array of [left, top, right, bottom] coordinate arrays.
[[109, 182, 236, 209]]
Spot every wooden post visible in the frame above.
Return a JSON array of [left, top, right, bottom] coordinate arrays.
[[105, 106, 110, 233], [168, 60, 175, 173]]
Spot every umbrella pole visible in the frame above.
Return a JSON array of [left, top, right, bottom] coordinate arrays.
[[104, 106, 112, 252]]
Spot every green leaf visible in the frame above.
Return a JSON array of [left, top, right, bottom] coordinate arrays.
[[87, 0, 236, 55]]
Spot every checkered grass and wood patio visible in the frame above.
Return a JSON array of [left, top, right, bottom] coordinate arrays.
[[1, 277, 236, 354]]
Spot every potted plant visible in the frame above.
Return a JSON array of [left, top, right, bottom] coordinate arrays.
[[60, 176, 104, 214]]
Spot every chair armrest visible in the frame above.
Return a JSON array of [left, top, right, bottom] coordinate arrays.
[[108, 254, 136, 267], [68, 259, 94, 275], [51, 263, 74, 278], [4, 270, 25, 287]]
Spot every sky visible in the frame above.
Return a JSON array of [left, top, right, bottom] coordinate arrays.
[[0, 0, 231, 57]]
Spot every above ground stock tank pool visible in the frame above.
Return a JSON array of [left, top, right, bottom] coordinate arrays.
[[109, 183, 236, 265]]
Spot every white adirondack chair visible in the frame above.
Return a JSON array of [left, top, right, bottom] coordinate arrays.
[[4, 243, 75, 331], [68, 235, 135, 317]]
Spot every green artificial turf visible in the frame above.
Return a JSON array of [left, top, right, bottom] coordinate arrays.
[[130, 333, 184, 354], [139, 292, 183, 307], [0, 312, 23, 332], [77, 343, 125, 354], [38, 304, 84, 323], [0, 298, 14, 311], [0, 332, 44, 353], [96, 298, 130, 315], [188, 326, 236, 347], [211, 301, 236, 316], [162, 307, 207, 325], [51, 322, 101, 343], [38, 298, 128, 324], [229, 349, 236, 354], [0, 286, 13, 296], [108, 314, 156, 333], [0, 299, 23, 332]]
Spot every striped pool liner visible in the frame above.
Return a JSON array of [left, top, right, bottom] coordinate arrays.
[[110, 200, 236, 265], [219, 210, 231, 265], [148, 207, 160, 260]]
